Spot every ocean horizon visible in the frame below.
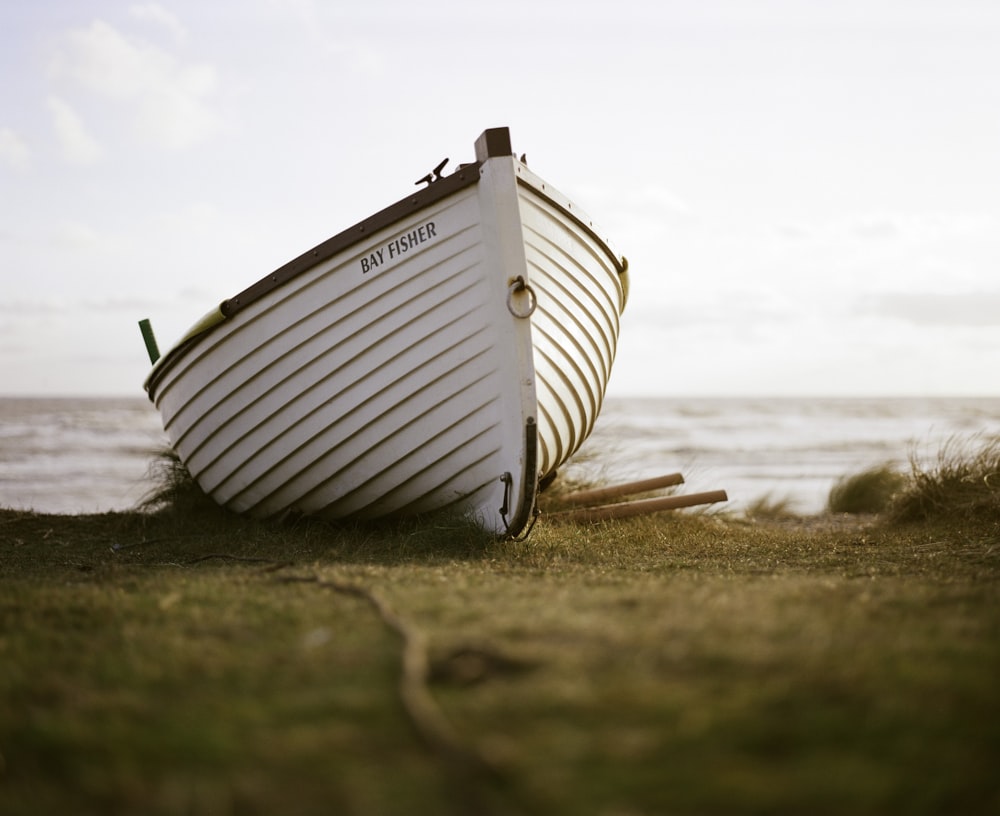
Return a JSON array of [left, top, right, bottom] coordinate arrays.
[[2, 395, 999, 517]]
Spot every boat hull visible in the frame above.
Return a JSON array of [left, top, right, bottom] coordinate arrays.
[[144, 128, 626, 535]]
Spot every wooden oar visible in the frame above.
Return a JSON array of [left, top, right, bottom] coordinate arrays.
[[549, 490, 729, 523], [559, 473, 685, 505]]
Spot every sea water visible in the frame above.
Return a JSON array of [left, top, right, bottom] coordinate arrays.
[[1, 396, 998, 516], [566, 397, 1000, 513], [0, 397, 166, 515]]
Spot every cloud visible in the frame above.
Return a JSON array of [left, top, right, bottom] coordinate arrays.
[[46, 96, 103, 165], [863, 292, 1000, 327], [773, 213, 997, 248], [0, 127, 31, 171], [128, 2, 189, 44], [0, 299, 67, 317], [50, 19, 220, 150], [851, 215, 901, 241], [52, 221, 117, 253], [83, 295, 166, 313], [773, 223, 812, 240]]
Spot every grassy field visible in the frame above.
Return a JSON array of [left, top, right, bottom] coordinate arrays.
[[2, 454, 999, 815]]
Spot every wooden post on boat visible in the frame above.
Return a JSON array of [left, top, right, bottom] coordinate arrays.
[[559, 473, 685, 505], [138, 318, 160, 364], [548, 490, 729, 524]]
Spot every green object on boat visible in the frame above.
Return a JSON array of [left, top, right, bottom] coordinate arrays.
[[138, 318, 160, 364]]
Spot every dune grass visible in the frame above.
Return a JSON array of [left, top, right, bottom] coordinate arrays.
[[889, 433, 1000, 523], [2, 444, 999, 815], [742, 493, 801, 522], [825, 434, 1000, 520], [827, 465, 908, 515]]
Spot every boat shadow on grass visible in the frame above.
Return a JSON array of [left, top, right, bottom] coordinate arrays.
[[3, 445, 506, 573], [1, 505, 504, 578]]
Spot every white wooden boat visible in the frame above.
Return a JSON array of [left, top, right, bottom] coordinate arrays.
[[142, 127, 628, 536]]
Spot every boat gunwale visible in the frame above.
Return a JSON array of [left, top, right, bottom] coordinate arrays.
[[513, 166, 627, 279], [144, 165, 484, 400], [144, 129, 626, 402]]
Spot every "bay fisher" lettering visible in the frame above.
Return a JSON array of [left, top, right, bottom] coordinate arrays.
[[360, 221, 438, 274]]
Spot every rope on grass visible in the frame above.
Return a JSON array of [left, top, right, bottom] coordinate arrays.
[[275, 573, 500, 780]]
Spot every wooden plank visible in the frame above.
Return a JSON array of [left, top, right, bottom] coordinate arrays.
[[559, 473, 685, 505], [549, 490, 729, 523]]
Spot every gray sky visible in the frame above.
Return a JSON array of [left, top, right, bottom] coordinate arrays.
[[2, 0, 998, 396]]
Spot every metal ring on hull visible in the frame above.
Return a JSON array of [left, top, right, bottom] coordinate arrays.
[[506, 276, 537, 319]]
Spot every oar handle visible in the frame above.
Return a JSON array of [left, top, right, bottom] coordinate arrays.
[[550, 490, 729, 523], [560, 473, 685, 505]]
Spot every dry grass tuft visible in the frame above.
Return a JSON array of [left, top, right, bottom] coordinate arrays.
[[827, 464, 907, 515], [888, 433, 1000, 523], [138, 447, 220, 515], [743, 493, 800, 522]]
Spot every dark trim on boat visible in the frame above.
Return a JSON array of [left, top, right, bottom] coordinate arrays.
[[144, 127, 624, 401], [145, 331, 213, 400], [516, 176, 627, 276], [475, 127, 513, 161], [146, 155, 487, 400], [221, 166, 482, 321], [506, 416, 539, 537], [220, 129, 517, 323]]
